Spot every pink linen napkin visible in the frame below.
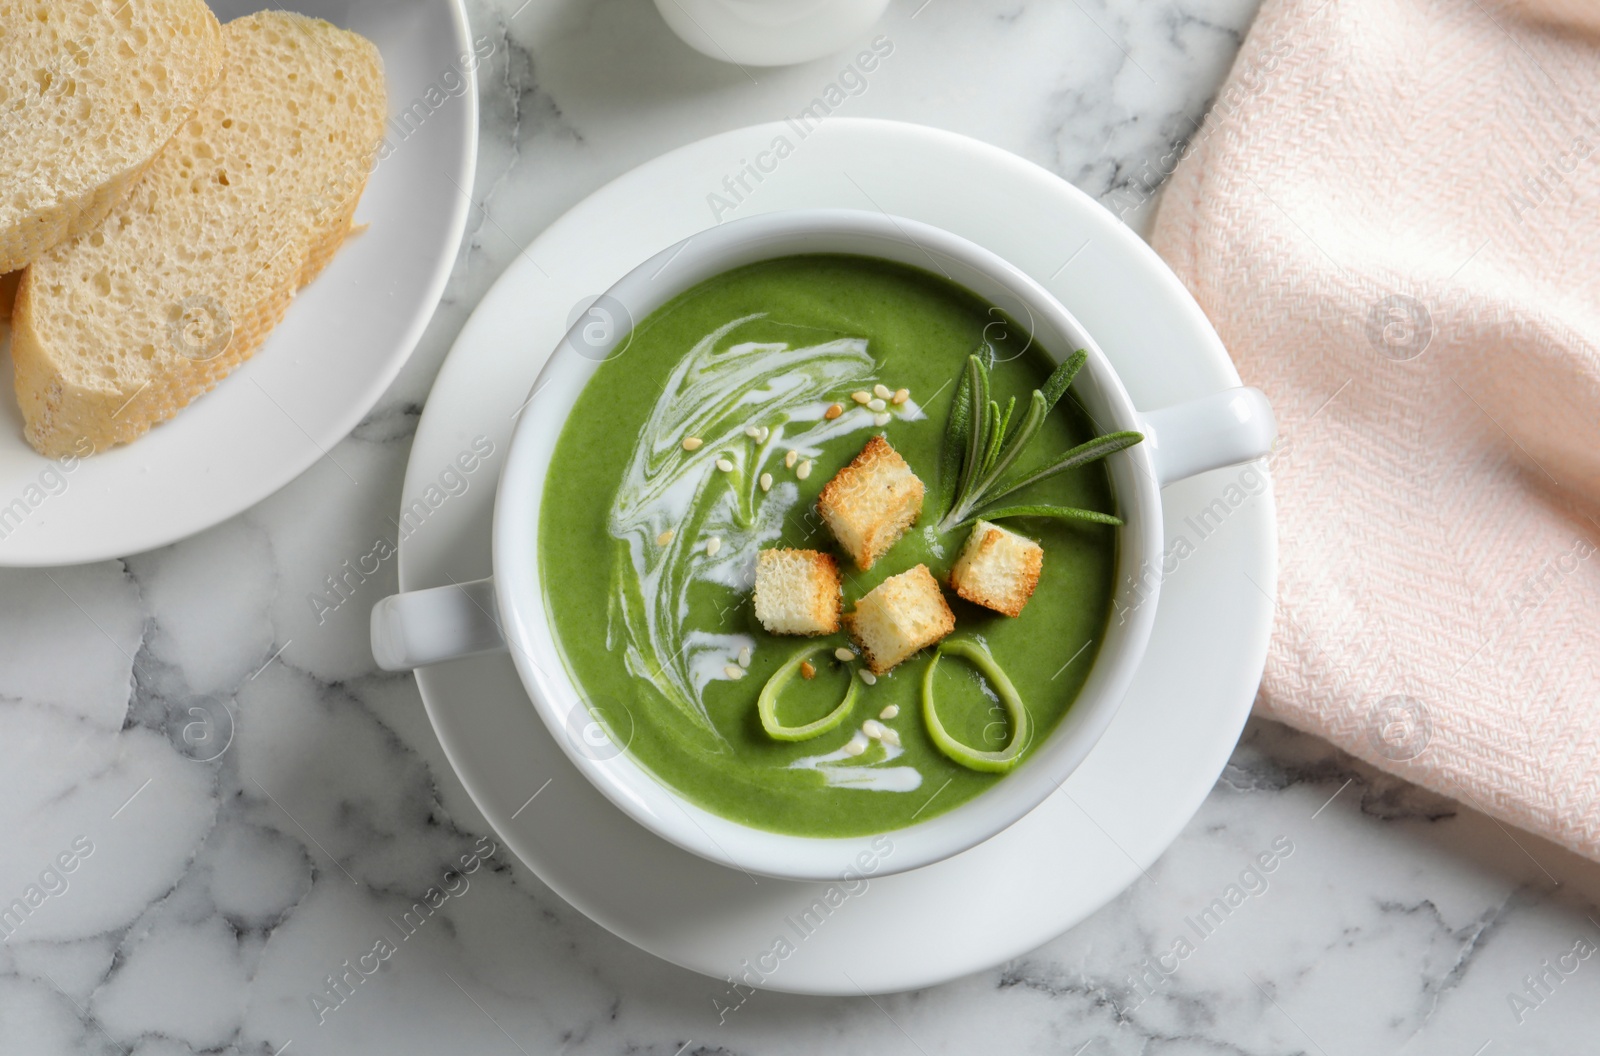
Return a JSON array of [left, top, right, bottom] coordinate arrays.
[[1152, 0, 1600, 858]]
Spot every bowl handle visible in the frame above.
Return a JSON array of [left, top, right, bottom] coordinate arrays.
[[1138, 387, 1277, 488], [370, 577, 506, 671]]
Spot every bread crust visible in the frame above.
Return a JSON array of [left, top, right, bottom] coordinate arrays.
[[755, 548, 842, 635], [816, 435, 925, 570], [949, 521, 1044, 618], [844, 563, 956, 675], [0, 272, 16, 324], [11, 12, 386, 457], [0, 0, 226, 273]]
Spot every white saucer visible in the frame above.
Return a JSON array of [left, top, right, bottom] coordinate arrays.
[[400, 118, 1277, 995], [0, 0, 476, 566]]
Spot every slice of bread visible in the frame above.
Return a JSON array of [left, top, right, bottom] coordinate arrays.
[[0, 271, 16, 323], [949, 520, 1044, 617], [844, 564, 955, 675], [754, 548, 842, 635], [817, 435, 925, 570], [0, 0, 225, 273], [11, 11, 386, 457]]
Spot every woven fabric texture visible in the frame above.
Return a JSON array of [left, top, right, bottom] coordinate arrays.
[[1152, 0, 1600, 858]]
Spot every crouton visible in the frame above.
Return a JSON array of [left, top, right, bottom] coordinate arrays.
[[816, 436, 925, 570], [949, 520, 1044, 618], [754, 548, 842, 635], [844, 564, 956, 674]]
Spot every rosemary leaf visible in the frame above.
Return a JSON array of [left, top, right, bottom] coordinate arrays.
[[956, 356, 987, 510], [969, 390, 1045, 509], [974, 354, 991, 425], [962, 504, 1124, 528], [936, 358, 975, 518], [980, 400, 1004, 478], [984, 430, 1144, 505], [1040, 350, 1087, 415]]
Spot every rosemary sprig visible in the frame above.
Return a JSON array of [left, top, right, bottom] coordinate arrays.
[[934, 351, 1143, 533]]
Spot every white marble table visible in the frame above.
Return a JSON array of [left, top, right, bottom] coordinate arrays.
[[4, 1, 1600, 1053]]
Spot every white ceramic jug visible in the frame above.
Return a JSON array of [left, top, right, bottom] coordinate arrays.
[[653, 0, 893, 66]]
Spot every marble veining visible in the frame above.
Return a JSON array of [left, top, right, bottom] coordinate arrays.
[[3, 0, 1600, 1053]]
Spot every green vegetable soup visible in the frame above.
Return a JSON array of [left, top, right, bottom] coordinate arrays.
[[539, 255, 1120, 837]]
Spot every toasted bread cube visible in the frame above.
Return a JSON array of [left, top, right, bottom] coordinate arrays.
[[816, 436, 925, 570], [949, 520, 1044, 617], [754, 548, 842, 635], [844, 564, 956, 674]]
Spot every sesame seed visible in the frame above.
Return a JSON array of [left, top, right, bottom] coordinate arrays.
[[706, 536, 722, 557], [785, 449, 799, 468], [682, 436, 703, 451], [716, 458, 734, 472], [745, 425, 761, 439], [656, 529, 674, 546], [834, 647, 854, 662], [843, 739, 866, 757], [738, 646, 751, 668], [881, 727, 901, 748], [800, 660, 816, 679], [892, 388, 909, 405], [757, 426, 770, 444], [860, 670, 878, 686], [867, 398, 886, 412], [851, 391, 871, 404], [797, 460, 813, 480], [759, 472, 773, 492], [862, 719, 885, 739], [873, 413, 891, 426], [824, 403, 844, 420], [874, 383, 892, 399], [879, 704, 899, 720], [724, 664, 745, 680]]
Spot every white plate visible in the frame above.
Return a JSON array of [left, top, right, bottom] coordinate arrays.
[[0, 0, 476, 566], [401, 119, 1277, 995]]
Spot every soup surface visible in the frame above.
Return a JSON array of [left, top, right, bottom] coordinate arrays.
[[539, 254, 1118, 836]]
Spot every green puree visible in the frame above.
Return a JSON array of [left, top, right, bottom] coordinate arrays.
[[539, 255, 1117, 837]]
